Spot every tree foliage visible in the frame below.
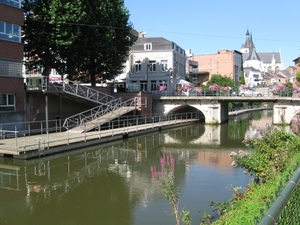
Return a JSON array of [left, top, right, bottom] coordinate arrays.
[[233, 126, 300, 181], [206, 74, 235, 88], [296, 71, 300, 85], [22, 0, 134, 86], [239, 67, 245, 85], [22, 0, 58, 76]]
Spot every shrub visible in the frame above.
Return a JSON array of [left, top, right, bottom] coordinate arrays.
[[233, 126, 300, 181]]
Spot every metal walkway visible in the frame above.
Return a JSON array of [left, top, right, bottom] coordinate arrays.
[[0, 114, 200, 159]]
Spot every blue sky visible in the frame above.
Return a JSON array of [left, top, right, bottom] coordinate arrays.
[[124, 0, 300, 68]]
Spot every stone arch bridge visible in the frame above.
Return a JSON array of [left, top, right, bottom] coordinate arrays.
[[152, 96, 300, 124]]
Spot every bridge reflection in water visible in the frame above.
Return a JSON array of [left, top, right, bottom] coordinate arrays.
[[0, 111, 274, 225]]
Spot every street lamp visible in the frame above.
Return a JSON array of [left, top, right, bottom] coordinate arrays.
[[168, 68, 174, 94], [146, 63, 149, 92], [145, 58, 151, 92]]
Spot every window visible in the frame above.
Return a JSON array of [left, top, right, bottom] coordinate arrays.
[[144, 43, 152, 51], [268, 66, 272, 72], [149, 61, 156, 72], [172, 43, 176, 50], [0, 21, 21, 43], [151, 81, 156, 91], [134, 60, 141, 73], [160, 60, 168, 71], [0, 0, 21, 8], [0, 94, 15, 112], [0, 58, 22, 76]]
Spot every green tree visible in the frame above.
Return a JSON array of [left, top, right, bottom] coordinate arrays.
[[22, 0, 134, 86], [296, 71, 300, 85], [239, 67, 245, 85], [206, 74, 235, 88], [22, 0, 58, 76]]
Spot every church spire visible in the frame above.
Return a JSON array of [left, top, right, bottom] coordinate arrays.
[[246, 29, 250, 36], [241, 29, 256, 54]]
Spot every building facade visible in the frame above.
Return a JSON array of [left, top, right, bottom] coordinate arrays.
[[0, 0, 25, 124], [192, 49, 243, 85], [123, 33, 187, 93], [241, 30, 285, 72]]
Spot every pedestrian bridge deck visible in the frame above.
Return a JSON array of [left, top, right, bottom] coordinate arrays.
[[0, 118, 199, 159]]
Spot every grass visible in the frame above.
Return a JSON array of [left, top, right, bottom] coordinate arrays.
[[211, 153, 300, 225]]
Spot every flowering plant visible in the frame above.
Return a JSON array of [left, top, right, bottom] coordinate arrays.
[[273, 84, 286, 91], [220, 86, 229, 92], [209, 84, 219, 91], [182, 84, 192, 92], [240, 85, 250, 90], [151, 149, 191, 225], [293, 87, 300, 93], [157, 85, 167, 91]]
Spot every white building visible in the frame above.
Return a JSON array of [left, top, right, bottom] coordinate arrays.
[[244, 67, 265, 87], [241, 30, 285, 73], [122, 32, 188, 93]]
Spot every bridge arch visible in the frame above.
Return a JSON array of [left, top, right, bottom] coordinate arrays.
[[273, 103, 300, 124], [165, 104, 207, 122], [153, 99, 229, 124]]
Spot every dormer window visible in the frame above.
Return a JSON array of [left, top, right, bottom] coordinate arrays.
[[144, 43, 152, 51]]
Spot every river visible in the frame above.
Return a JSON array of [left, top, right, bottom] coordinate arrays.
[[0, 110, 275, 225]]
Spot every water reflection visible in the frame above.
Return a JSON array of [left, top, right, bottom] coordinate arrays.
[[0, 110, 276, 225]]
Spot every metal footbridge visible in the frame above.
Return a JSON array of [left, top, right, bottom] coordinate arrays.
[[45, 80, 137, 132]]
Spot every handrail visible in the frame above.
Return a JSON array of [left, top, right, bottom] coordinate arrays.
[[47, 80, 116, 104], [62, 97, 138, 130], [0, 112, 201, 155], [258, 167, 300, 225]]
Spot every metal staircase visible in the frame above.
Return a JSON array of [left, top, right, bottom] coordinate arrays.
[[63, 97, 138, 133], [44, 80, 137, 133]]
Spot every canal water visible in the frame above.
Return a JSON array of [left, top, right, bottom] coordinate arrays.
[[0, 110, 274, 225]]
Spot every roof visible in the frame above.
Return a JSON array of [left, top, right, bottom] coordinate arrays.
[[246, 49, 261, 61], [244, 66, 261, 72], [277, 70, 294, 79], [130, 37, 173, 52], [243, 52, 282, 64]]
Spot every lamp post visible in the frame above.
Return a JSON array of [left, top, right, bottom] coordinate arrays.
[[168, 68, 173, 94], [144, 57, 151, 92], [41, 79, 49, 135], [146, 63, 149, 92]]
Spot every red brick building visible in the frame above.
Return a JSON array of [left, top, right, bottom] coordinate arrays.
[[0, 1, 25, 125], [192, 49, 243, 85]]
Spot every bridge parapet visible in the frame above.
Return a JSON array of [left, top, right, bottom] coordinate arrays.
[[153, 96, 300, 124]]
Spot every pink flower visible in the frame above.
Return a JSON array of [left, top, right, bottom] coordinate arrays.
[[273, 84, 286, 91], [209, 84, 219, 91], [220, 86, 229, 92]]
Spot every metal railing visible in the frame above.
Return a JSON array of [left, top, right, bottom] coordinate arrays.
[[257, 166, 300, 225], [46, 80, 116, 104], [0, 112, 201, 154], [150, 88, 296, 98], [62, 97, 140, 131]]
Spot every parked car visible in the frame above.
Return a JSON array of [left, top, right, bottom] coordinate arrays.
[[239, 88, 264, 97]]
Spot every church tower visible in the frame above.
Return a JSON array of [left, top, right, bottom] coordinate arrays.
[[240, 29, 255, 53]]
